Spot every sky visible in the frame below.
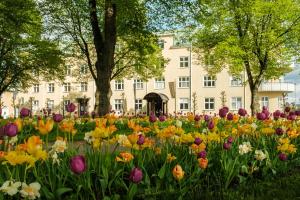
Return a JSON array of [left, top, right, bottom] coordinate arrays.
[[284, 63, 300, 104]]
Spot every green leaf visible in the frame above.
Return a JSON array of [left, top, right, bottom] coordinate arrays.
[[41, 187, 55, 200], [55, 187, 73, 197], [127, 184, 138, 200], [158, 163, 166, 179]]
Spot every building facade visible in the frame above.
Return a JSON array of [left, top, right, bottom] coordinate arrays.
[[0, 33, 295, 118]]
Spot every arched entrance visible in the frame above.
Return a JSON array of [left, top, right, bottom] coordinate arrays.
[[143, 93, 169, 116]]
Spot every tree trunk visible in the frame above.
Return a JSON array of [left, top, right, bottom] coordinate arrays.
[[250, 85, 259, 116], [96, 71, 112, 116]]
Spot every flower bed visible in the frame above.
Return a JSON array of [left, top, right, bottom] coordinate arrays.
[[1, 107, 300, 199]]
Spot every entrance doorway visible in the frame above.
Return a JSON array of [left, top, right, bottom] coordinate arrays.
[[76, 96, 90, 116], [143, 93, 169, 116]]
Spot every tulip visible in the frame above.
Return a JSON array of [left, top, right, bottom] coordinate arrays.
[[172, 164, 184, 181], [20, 108, 30, 118], [285, 107, 291, 113], [280, 113, 286, 118], [70, 155, 86, 174], [204, 115, 210, 122], [129, 167, 143, 183], [275, 127, 284, 136], [262, 109, 270, 118], [159, 115, 166, 122], [149, 114, 157, 123], [14, 118, 23, 132], [137, 134, 145, 145], [223, 106, 229, 113], [53, 114, 63, 123], [197, 150, 207, 159], [66, 103, 76, 113], [208, 120, 214, 130], [226, 113, 233, 121], [223, 142, 231, 150], [194, 137, 202, 145], [238, 108, 247, 117], [256, 112, 266, 120], [4, 123, 18, 137], [198, 158, 208, 169], [194, 115, 201, 122], [219, 108, 228, 118], [278, 153, 287, 161]]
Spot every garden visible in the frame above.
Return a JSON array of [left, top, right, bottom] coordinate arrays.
[[1, 105, 300, 199]]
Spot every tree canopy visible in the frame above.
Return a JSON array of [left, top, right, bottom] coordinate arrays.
[[194, 0, 300, 114], [0, 0, 64, 95]]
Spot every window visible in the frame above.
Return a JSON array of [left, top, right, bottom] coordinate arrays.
[[134, 79, 144, 90], [114, 99, 123, 111], [80, 82, 88, 92], [48, 83, 55, 93], [158, 40, 165, 49], [32, 100, 39, 112], [178, 77, 190, 88], [33, 84, 39, 93], [261, 96, 269, 108], [180, 56, 189, 68], [64, 100, 70, 110], [63, 83, 71, 92], [135, 99, 143, 110], [204, 76, 216, 87], [80, 65, 88, 74], [65, 65, 71, 76], [47, 100, 54, 109], [231, 76, 243, 86], [155, 77, 165, 89], [231, 97, 242, 110], [179, 98, 189, 110], [205, 98, 215, 110], [115, 80, 124, 90]]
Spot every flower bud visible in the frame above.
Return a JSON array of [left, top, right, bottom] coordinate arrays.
[[159, 115, 166, 122], [53, 114, 63, 123], [70, 155, 86, 174], [66, 103, 76, 113], [4, 123, 18, 137], [226, 113, 233, 121], [208, 120, 214, 130], [129, 167, 143, 183], [137, 134, 145, 145], [278, 153, 287, 161], [194, 115, 201, 122], [197, 150, 207, 159], [198, 158, 208, 169], [20, 108, 30, 118], [238, 108, 247, 117], [172, 164, 184, 181], [227, 136, 234, 143], [194, 137, 202, 145], [223, 142, 231, 150], [149, 114, 157, 123]]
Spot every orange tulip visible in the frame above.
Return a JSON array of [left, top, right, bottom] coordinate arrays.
[[38, 119, 54, 135], [198, 158, 208, 169], [115, 152, 134, 163], [172, 164, 185, 181]]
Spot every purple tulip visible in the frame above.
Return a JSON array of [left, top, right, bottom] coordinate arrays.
[[4, 123, 18, 137], [289, 111, 295, 116], [197, 150, 207, 159], [149, 114, 157, 123], [208, 120, 214, 130], [70, 155, 86, 174], [219, 108, 228, 118], [53, 114, 63, 123], [256, 112, 266, 120], [194, 137, 202, 145], [194, 115, 201, 122], [287, 115, 296, 121], [223, 142, 231, 150], [159, 115, 166, 122], [20, 108, 30, 118], [129, 167, 143, 183], [285, 107, 291, 113], [238, 108, 247, 117], [280, 113, 286, 118], [226, 113, 233, 121], [262, 109, 270, 118], [276, 127, 284, 136], [66, 103, 76, 113], [223, 106, 229, 113], [273, 110, 281, 120], [137, 134, 145, 145], [278, 153, 287, 161], [204, 115, 210, 122], [227, 136, 234, 143]]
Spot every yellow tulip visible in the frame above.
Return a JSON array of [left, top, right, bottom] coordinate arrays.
[[38, 119, 54, 135], [172, 164, 185, 181]]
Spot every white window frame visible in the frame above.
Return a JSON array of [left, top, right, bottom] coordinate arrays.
[[47, 100, 54, 109], [65, 65, 71, 76], [261, 96, 269, 108], [135, 99, 143, 110], [64, 100, 70, 110], [179, 98, 189, 110], [32, 100, 39, 112], [80, 82, 88, 92], [204, 98, 215, 110], [178, 77, 190, 88], [231, 97, 242, 110], [63, 83, 71, 92], [134, 79, 144, 90], [230, 75, 243, 87], [80, 64, 88, 74], [203, 76, 216, 87], [179, 56, 189, 68], [115, 80, 124, 91], [114, 99, 123, 111], [33, 84, 39, 93], [155, 77, 165, 89], [48, 83, 55, 93]]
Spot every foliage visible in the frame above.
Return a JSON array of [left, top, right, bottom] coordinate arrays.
[[0, 0, 64, 95]]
